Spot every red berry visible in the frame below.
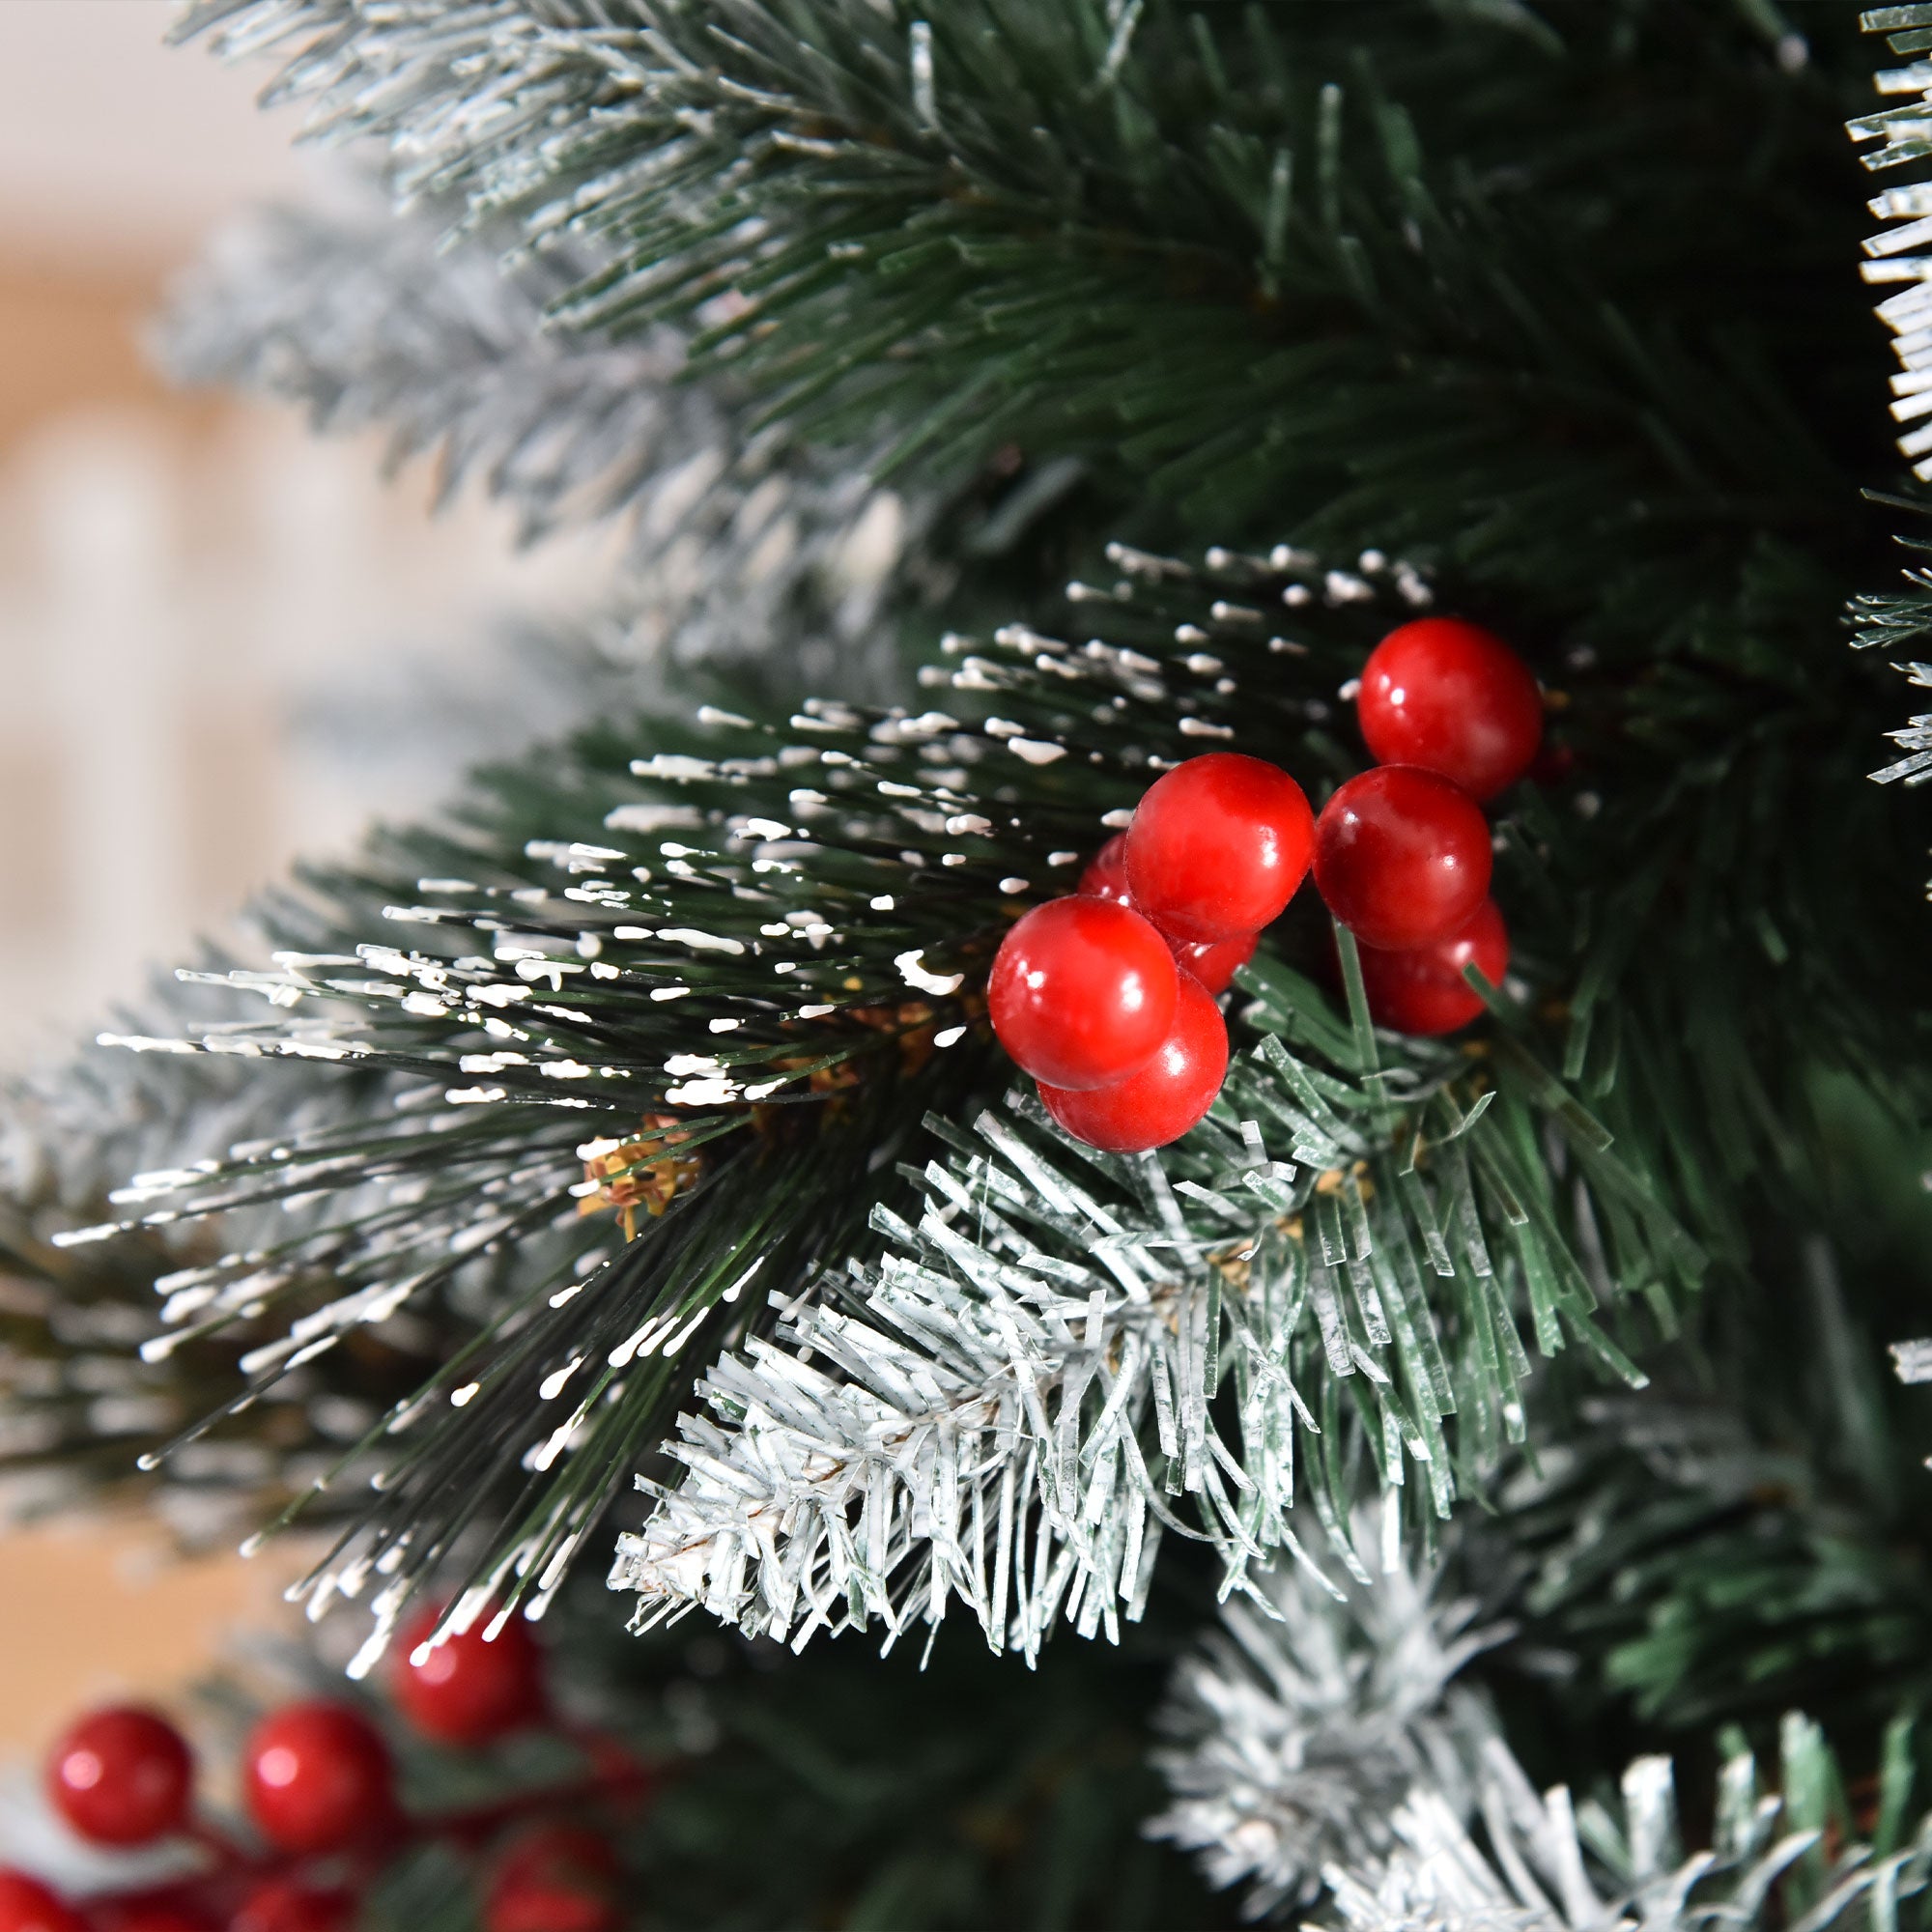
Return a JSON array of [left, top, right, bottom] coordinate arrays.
[[46, 1708, 192, 1848], [1079, 836, 1256, 993], [1313, 766, 1492, 952], [242, 1702, 395, 1856], [1356, 617, 1542, 801], [1076, 834, 1133, 905], [1124, 753, 1314, 942], [1355, 899, 1509, 1036], [1171, 931, 1256, 996], [0, 1871, 85, 1932], [1039, 973, 1228, 1152], [395, 1604, 546, 1746], [485, 1826, 619, 1932], [989, 897, 1179, 1091], [232, 1881, 355, 1932]]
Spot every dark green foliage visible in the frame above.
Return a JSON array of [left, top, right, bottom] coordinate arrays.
[[177, 1, 1888, 626], [1493, 1070, 1932, 1742], [1506, 1257, 1932, 1736], [601, 1603, 1231, 1930]]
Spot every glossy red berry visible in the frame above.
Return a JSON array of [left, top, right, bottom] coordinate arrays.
[[1078, 836, 1257, 992], [1076, 834, 1133, 905], [395, 1605, 546, 1746], [0, 1871, 85, 1932], [232, 1881, 355, 1932], [1171, 931, 1256, 996], [242, 1702, 395, 1857], [1313, 766, 1492, 952], [485, 1825, 620, 1932], [1124, 753, 1315, 942], [46, 1707, 192, 1848], [989, 896, 1179, 1091], [1355, 899, 1509, 1036], [1356, 617, 1541, 801], [1039, 972, 1228, 1152]]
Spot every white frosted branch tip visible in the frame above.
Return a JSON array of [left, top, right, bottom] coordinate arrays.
[[666, 1078, 739, 1105], [658, 928, 745, 955], [1890, 1337, 1932, 1382], [895, 949, 964, 996]]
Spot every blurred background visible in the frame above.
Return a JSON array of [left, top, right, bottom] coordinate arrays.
[[0, 4, 610, 1762]]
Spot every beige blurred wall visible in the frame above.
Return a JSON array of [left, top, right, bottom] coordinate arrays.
[[0, 0, 286, 1763], [0, 5, 605, 1759], [0, 1521, 310, 1757]]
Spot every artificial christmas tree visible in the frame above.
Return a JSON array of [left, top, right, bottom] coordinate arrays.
[[9, 1, 1932, 1926]]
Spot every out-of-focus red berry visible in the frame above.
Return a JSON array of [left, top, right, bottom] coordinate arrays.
[[45, 1708, 192, 1848], [242, 1702, 395, 1857], [394, 1605, 546, 1746]]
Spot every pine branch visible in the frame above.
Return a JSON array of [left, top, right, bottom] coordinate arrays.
[[1852, 11, 1932, 494], [1501, 1240, 1932, 1735], [1320, 1711, 1932, 1932], [17, 543, 1702, 1669], [1146, 1514, 1507, 1920], [172, 2, 1879, 637], [168, 7, 1932, 1136], [606, 924, 1683, 1659], [1141, 1486, 1932, 1930], [158, 8, 1932, 1102], [0, 941, 444, 1541], [159, 189, 694, 545], [611, 1094, 1435, 1658], [1845, 14, 1932, 872], [156, 190, 944, 686], [595, 549, 1932, 1692]]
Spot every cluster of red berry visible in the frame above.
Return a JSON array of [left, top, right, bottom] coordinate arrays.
[[0, 1609, 643, 1932], [988, 754, 1308, 1153], [987, 617, 1542, 1152], [1321, 615, 1540, 1033]]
